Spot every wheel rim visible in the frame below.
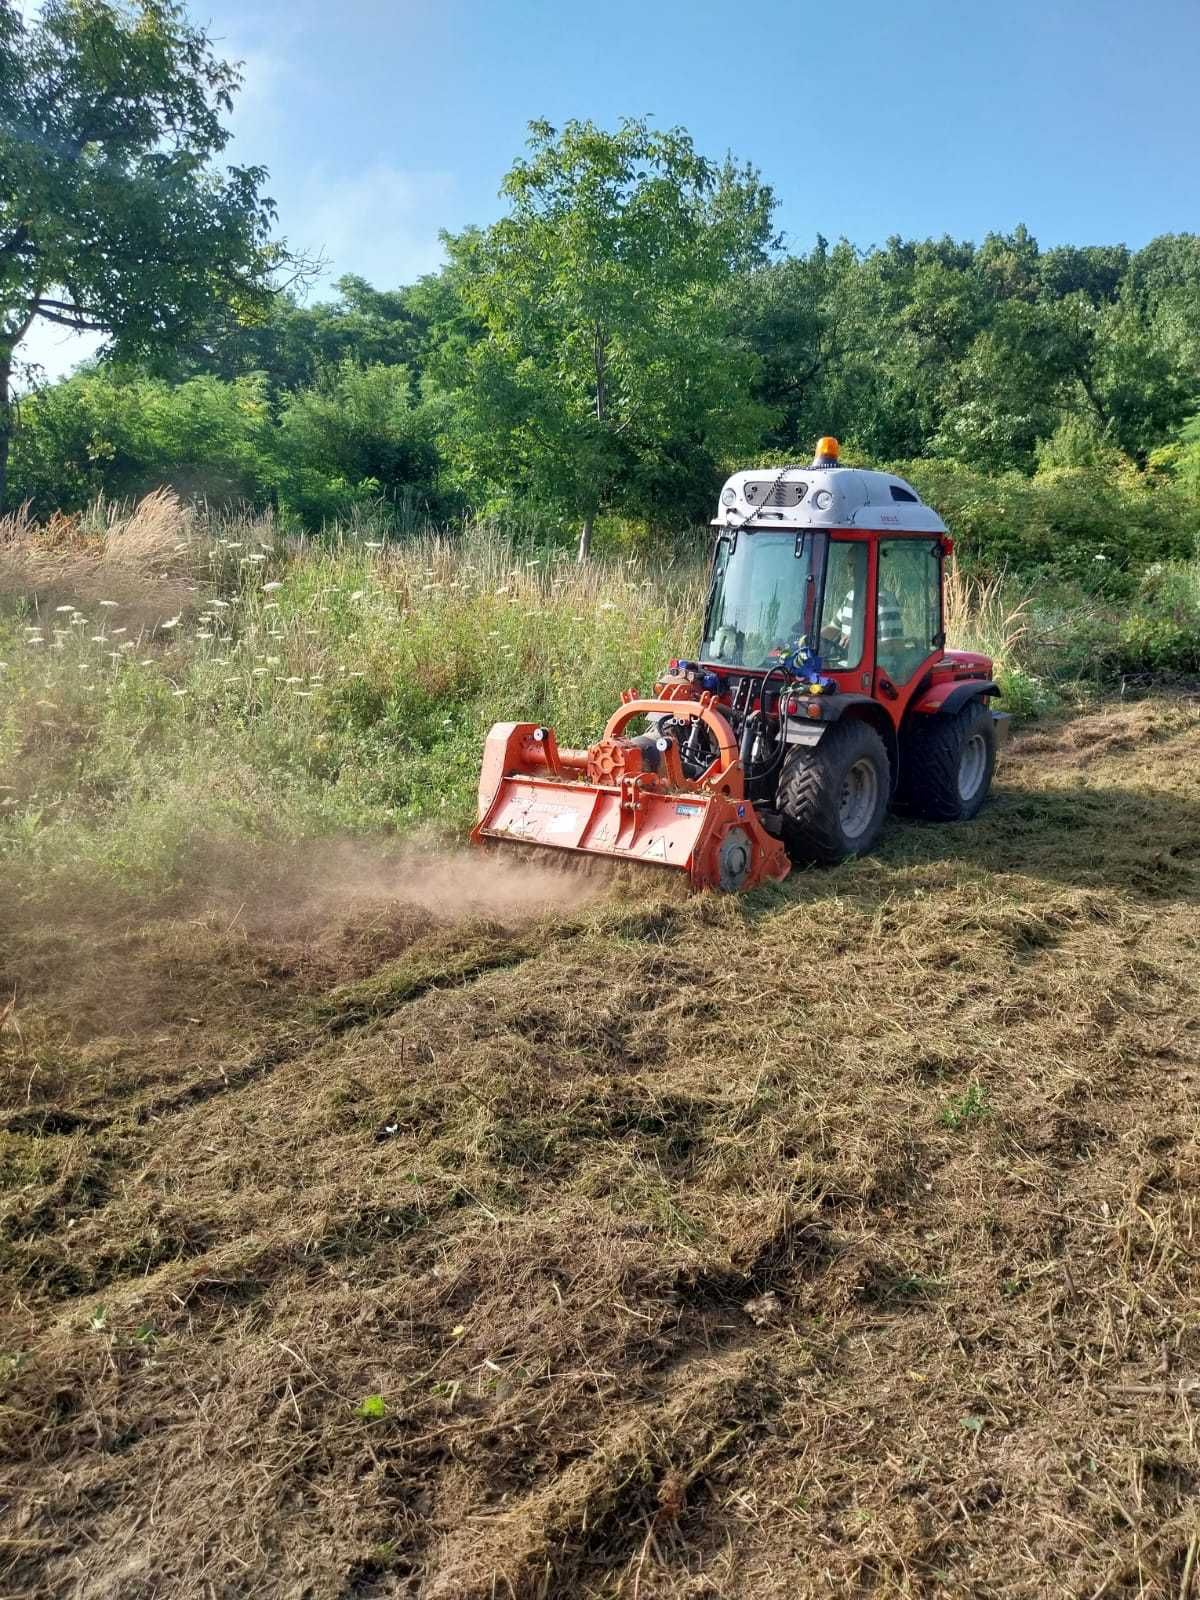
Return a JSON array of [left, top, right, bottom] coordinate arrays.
[[958, 733, 988, 801], [839, 757, 880, 839], [717, 827, 752, 891]]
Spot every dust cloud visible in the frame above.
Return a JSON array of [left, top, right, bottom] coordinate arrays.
[[238, 837, 604, 938]]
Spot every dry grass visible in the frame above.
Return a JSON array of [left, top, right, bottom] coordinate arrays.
[[2, 696, 1199, 1598]]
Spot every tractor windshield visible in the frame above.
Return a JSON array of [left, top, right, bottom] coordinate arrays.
[[700, 531, 827, 667]]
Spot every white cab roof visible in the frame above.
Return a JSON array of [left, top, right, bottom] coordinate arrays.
[[713, 465, 947, 535]]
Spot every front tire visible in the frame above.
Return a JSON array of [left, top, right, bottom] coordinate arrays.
[[777, 718, 891, 866], [898, 698, 996, 821]]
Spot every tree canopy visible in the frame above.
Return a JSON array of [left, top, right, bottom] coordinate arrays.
[[442, 119, 778, 554], [0, 0, 295, 504], [6, 89, 1199, 550]]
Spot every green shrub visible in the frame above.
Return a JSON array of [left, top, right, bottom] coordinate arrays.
[[895, 457, 1198, 593]]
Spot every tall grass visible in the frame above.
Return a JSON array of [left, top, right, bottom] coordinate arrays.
[[3, 494, 1198, 897], [0, 497, 703, 893]]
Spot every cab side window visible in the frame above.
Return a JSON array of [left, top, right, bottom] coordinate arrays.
[[875, 539, 942, 683], [818, 540, 869, 669]]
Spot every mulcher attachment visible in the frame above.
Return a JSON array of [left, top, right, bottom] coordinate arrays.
[[471, 694, 790, 892]]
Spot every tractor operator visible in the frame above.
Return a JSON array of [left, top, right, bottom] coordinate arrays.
[[820, 585, 904, 663]]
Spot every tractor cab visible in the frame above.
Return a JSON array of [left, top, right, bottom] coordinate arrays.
[[702, 438, 953, 707]]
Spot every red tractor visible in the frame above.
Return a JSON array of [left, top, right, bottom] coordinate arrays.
[[473, 438, 1007, 890]]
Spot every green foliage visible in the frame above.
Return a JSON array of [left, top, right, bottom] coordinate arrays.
[[10, 371, 272, 511], [939, 1082, 992, 1129], [272, 362, 449, 527], [9, 364, 451, 528], [735, 226, 1198, 474], [442, 118, 776, 542], [6, 88, 1200, 555], [354, 1394, 387, 1421], [1116, 559, 1200, 673], [140, 274, 440, 393], [897, 458, 1197, 592], [0, 0, 297, 503]]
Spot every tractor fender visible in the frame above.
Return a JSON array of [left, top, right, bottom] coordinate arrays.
[[786, 694, 899, 792], [908, 679, 1001, 718]]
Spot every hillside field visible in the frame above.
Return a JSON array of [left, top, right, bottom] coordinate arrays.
[[3, 689, 1199, 1599]]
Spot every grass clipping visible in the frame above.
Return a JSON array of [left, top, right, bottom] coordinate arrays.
[[2, 696, 1200, 1597]]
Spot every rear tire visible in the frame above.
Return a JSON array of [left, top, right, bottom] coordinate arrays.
[[777, 718, 891, 865], [898, 698, 996, 821]]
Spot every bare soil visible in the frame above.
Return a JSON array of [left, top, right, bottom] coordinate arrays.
[[2, 699, 1199, 1599]]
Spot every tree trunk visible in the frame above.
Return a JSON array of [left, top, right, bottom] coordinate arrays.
[[0, 358, 11, 517], [575, 324, 606, 563]]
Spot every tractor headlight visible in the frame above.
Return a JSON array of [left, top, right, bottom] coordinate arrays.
[[812, 489, 833, 510], [721, 487, 737, 506]]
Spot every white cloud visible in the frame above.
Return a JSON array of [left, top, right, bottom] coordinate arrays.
[[296, 164, 456, 290], [223, 41, 296, 150]]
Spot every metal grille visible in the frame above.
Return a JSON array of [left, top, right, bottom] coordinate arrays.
[[743, 479, 807, 507]]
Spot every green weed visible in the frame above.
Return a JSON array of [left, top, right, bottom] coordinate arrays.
[[939, 1082, 993, 1130]]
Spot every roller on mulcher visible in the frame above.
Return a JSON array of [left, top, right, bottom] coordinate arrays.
[[471, 437, 1008, 890]]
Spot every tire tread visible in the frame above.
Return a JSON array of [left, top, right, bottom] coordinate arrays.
[[777, 718, 891, 865], [899, 699, 995, 821]]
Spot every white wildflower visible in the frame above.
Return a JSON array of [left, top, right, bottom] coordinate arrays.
[[263, 581, 283, 592]]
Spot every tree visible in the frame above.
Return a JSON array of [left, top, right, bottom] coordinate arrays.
[[444, 118, 777, 555], [136, 273, 436, 394], [271, 361, 447, 527], [0, 0, 296, 507]]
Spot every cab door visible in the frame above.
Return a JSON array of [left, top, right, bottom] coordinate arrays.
[[873, 538, 944, 703]]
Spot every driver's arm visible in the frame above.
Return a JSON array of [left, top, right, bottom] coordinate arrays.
[[821, 591, 854, 649]]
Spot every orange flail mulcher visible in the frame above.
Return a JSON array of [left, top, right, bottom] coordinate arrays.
[[471, 692, 791, 892]]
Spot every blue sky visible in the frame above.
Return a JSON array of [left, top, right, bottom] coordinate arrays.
[[24, 0, 1200, 379]]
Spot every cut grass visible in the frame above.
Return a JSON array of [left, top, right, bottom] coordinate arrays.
[[1, 697, 1199, 1598]]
